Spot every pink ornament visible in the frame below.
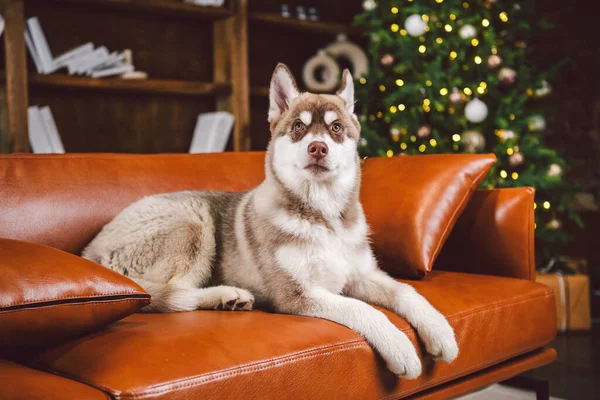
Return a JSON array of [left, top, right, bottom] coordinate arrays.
[[487, 54, 503, 69], [381, 54, 394, 66], [509, 152, 524, 166], [417, 125, 431, 138], [498, 67, 517, 87], [449, 88, 465, 103]]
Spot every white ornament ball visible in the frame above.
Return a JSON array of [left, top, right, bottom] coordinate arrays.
[[509, 152, 524, 166], [547, 219, 561, 230], [547, 163, 562, 177], [362, 0, 377, 11], [405, 14, 427, 37], [528, 115, 546, 131], [359, 137, 368, 147], [461, 130, 486, 153], [535, 80, 552, 98], [464, 98, 488, 123], [459, 24, 477, 39], [501, 130, 516, 141]]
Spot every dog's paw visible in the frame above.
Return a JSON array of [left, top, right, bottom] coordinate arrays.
[[382, 330, 422, 379], [420, 318, 459, 363], [216, 287, 255, 311]]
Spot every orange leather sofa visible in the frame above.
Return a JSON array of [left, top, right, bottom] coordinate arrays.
[[0, 152, 556, 399]]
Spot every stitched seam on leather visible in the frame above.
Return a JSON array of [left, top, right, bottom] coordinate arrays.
[[429, 162, 494, 271], [379, 346, 555, 400], [441, 292, 553, 322], [0, 298, 149, 315], [0, 291, 147, 309], [118, 341, 369, 399]]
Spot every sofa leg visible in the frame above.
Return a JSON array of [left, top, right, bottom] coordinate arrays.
[[501, 375, 550, 400]]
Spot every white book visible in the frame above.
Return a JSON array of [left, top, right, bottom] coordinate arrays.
[[28, 107, 54, 153], [189, 112, 234, 153], [68, 46, 109, 74], [91, 64, 134, 78], [87, 52, 125, 74], [39, 106, 64, 153], [0, 15, 4, 38], [54, 42, 94, 69], [26, 17, 56, 74], [25, 27, 43, 73]]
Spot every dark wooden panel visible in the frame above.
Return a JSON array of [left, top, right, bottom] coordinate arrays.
[[21, 1, 215, 81], [30, 88, 214, 153], [249, 94, 270, 151]]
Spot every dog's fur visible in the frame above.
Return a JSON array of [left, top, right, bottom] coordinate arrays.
[[82, 64, 458, 378]]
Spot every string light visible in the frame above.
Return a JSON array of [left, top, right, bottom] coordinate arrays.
[[379, 85, 386, 92], [391, 24, 400, 32], [452, 134, 461, 142], [419, 144, 426, 152], [471, 38, 479, 46], [507, 148, 514, 155], [435, 0, 443, 3], [387, 150, 394, 158], [423, 99, 431, 106], [376, 111, 383, 118], [426, 80, 432, 86], [436, 37, 443, 44], [482, 19, 490, 27], [477, 87, 485, 94], [449, 14, 456, 20], [499, 12, 509, 22], [512, 172, 519, 180], [463, 87, 472, 95], [391, 6, 399, 14], [410, 135, 417, 142], [462, 2, 469, 8], [423, 105, 431, 112], [491, 46, 498, 54], [480, 81, 487, 89], [418, 45, 427, 53], [534, 202, 537, 210], [359, 77, 366, 84], [500, 170, 508, 178], [440, 88, 448, 95], [384, 116, 391, 123], [368, 115, 376, 121], [395, 79, 404, 86], [430, 139, 437, 147], [390, 106, 398, 113], [543, 201, 551, 209], [449, 51, 458, 60], [400, 29, 407, 36], [474, 56, 482, 64], [398, 104, 406, 111], [400, 142, 407, 150], [444, 24, 453, 32], [448, 107, 455, 114], [422, 15, 429, 22], [419, 36, 426, 43], [509, 113, 516, 120]]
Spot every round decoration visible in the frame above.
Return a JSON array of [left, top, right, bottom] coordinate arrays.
[[487, 54, 503, 69], [362, 0, 377, 11], [461, 130, 486, 153], [464, 98, 488, 123], [324, 34, 369, 79], [405, 14, 427, 37], [547, 163, 562, 177], [459, 24, 477, 39], [302, 50, 341, 92]]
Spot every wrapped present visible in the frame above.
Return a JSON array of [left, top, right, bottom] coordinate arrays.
[[536, 273, 591, 332]]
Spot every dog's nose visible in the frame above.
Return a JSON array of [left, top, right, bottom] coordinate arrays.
[[308, 141, 328, 159]]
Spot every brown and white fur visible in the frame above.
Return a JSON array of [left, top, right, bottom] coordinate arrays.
[[82, 64, 458, 378]]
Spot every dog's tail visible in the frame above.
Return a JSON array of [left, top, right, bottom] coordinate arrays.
[[129, 277, 204, 313]]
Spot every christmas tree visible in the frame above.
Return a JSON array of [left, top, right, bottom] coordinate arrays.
[[355, 0, 580, 263]]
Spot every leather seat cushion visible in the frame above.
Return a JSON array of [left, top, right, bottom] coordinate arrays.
[[22, 271, 556, 400], [0, 360, 108, 400]]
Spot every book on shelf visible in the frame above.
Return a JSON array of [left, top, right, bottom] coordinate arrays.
[[183, 0, 225, 7], [25, 17, 141, 79], [27, 106, 64, 154], [189, 112, 235, 153], [0, 14, 4, 39]]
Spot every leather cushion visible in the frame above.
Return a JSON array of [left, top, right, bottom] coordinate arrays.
[[0, 360, 109, 400], [361, 154, 496, 277], [0, 239, 150, 356], [0, 153, 493, 278], [23, 271, 555, 400]]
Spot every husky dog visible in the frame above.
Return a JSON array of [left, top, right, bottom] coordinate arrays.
[[83, 64, 458, 378]]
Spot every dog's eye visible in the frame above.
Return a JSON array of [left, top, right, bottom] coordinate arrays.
[[293, 121, 305, 133], [331, 122, 342, 133]]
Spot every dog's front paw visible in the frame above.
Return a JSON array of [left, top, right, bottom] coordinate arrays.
[[383, 330, 422, 379], [420, 318, 459, 363], [216, 287, 255, 311]]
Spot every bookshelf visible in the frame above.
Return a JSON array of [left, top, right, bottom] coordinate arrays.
[[0, 0, 363, 153]]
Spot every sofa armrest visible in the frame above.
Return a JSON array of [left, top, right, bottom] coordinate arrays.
[[434, 187, 535, 280]]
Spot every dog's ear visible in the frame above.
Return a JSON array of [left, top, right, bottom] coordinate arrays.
[[268, 63, 300, 122], [336, 69, 355, 115]]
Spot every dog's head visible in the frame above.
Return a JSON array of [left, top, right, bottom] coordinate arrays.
[[266, 63, 361, 193]]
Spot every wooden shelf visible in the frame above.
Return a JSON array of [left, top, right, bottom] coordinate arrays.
[[28, 74, 232, 96], [249, 12, 361, 35], [250, 86, 269, 97], [32, 0, 235, 20]]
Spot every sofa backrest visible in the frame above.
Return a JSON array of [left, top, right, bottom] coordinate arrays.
[[0, 153, 266, 254]]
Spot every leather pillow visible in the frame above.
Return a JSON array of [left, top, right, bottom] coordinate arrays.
[[360, 154, 496, 278], [0, 239, 150, 356]]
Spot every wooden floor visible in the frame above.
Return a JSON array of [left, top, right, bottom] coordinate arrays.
[[522, 325, 599, 399]]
